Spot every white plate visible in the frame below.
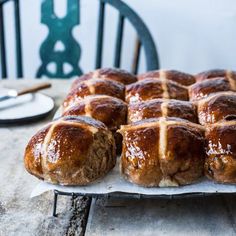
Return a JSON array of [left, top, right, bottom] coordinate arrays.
[[0, 91, 54, 124]]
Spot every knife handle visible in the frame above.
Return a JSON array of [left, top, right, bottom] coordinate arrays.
[[17, 82, 52, 96]]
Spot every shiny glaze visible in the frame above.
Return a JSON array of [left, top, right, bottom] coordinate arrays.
[[189, 78, 233, 101], [205, 121, 236, 183], [63, 95, 127, 130], [119, 118, 205, 187], [128, 98, 198, 123], [196, 69, 236, 82], [198, 92, 236, 125], [63, 78, 125, 109], [71, 68, 137, 89], [125, 79, 189, 104], [138, 69, 196, 86], [24, 116, 116, 185]]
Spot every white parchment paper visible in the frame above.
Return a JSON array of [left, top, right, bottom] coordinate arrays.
[[31, 108, 236, 198], [31, 159, 236, 198]]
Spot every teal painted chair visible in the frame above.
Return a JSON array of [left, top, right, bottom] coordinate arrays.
[[0, 0, 159, 79]]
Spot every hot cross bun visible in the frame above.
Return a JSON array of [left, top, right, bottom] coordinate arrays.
[[205, 121, 236, 183], [138, 69, 196, 86], [71, 68, 137, 89], [188, 77, 236, 101], [63, 78, 125, 110], [126, 78, 189, 104], [118, 118, 205, 187], [196, 69, 236, 82], [24, 116, 116, 185], [128, 98, 197, 123]]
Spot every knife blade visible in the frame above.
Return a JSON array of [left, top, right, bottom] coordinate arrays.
[[0, 82, 51, 102]]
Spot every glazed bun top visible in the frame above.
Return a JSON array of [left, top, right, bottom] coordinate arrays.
[[119, 117, 205, 187], [128, 98, 197, 123], [205, 120, 236, 183], [138, 69, 196, 86], [126, 78, 189, 103], [197, 92, 236, 125], [188, 77, 236, 101], [71, 68, 137, 89], [24, 115, 116, 186], [62, 95, 127, 131], [196, 69, 236, 82], [63, 78, 125, 110], [120, 117, 204, 131]]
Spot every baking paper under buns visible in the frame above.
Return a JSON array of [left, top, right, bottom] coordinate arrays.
[[128, 99, 197, 123], [205, 121, 236, 183], [118, 118, 205, 187], [138, 69, 196, 86], [24, 116, 116, 186], [63, 78, 125, 110], [126, 79, 189, 104]]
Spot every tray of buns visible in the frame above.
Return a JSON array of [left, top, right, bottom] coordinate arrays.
[[25, 68, 236, 198]]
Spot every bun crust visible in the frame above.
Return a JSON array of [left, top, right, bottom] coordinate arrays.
[[71, 68, 137, 89], [138, 70, 196, 86], [188, 78, 236, 101], [24, 116, 116, 185], [196, 69, 236, 82], [119, 118, 205, 187], [63, 95, 127, 131], [126, 79, 189, 104], [63, 78, 125, 109], [128, 99, 197, 123], [25, 67, 236, 187], [198, 92, 236, 125], [205, 121, 236, 183]]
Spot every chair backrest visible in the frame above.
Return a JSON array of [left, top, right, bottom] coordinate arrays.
[[0, 0, 23, 78], [0, 0, 159, 79]]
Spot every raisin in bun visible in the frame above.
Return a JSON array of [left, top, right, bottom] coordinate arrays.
[[24, 116, 116, 186], [126, 79, 189, 104], [138, 69, 196, 86], [63, 78, 125, 110], [71, 68, 137, 89], [118, 118, 205, 187], [205, 121, 236, 183], [128, 98, 197, 123]]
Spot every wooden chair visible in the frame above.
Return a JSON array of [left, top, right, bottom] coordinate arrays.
[[0, 0, 159, 79]]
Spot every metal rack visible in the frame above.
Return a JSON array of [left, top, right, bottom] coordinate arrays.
[[52, 190, 216, 217]]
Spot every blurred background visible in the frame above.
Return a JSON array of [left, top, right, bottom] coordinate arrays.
[[2, 0, 236, 78]]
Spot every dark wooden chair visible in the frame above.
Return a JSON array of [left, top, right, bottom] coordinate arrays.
[[0, 0, 159, 79]]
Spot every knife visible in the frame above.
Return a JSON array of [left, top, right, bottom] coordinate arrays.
[[0, 82, 51, 102]]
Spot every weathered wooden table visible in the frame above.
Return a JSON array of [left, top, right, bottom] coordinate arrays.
[[1, 80, 236, 236]]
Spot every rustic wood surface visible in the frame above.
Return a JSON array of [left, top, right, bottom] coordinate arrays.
[[1, 80, 236, 236], [0, 80, 91, 236]]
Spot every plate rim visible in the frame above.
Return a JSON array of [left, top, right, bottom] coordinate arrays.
[[0, 93, 55, 124]]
